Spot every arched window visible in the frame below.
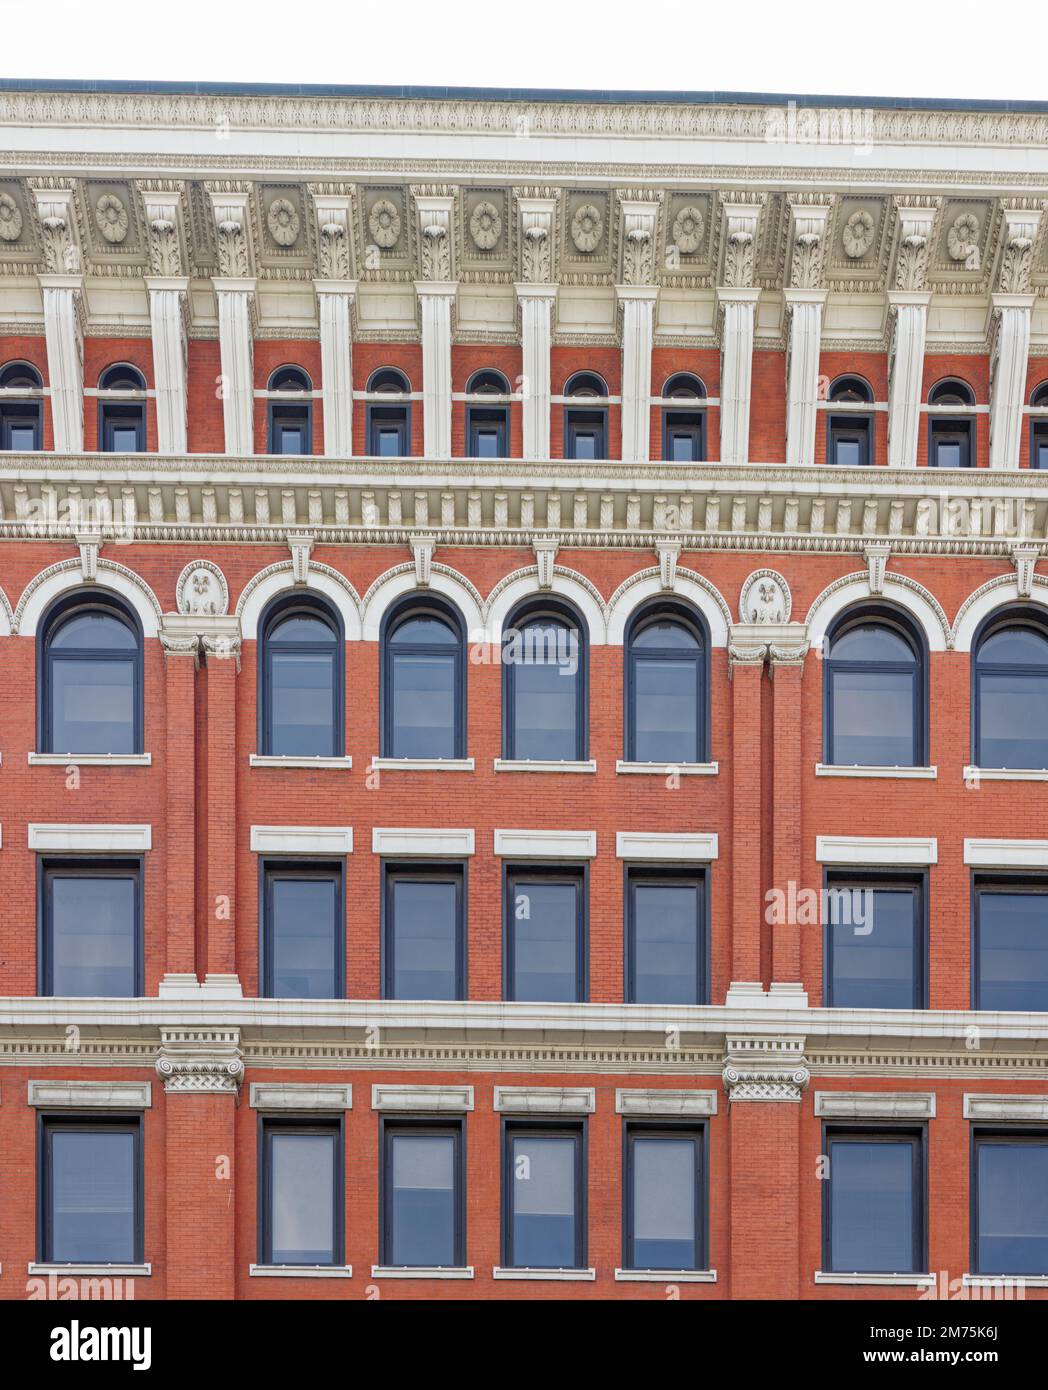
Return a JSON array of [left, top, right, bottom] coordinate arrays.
[[0, 361, 43, 449], [1031, 383, 1048, 471], [367, 368, 411, 456], [267, 366, 312, 455], [382, 598, 465, 759], [826, 375, 874, 468], [563, 372, 608, 461], [824, 608, 926, 767], [98, 363, 147, 452], [661, 374, 707, 462], [974, 612, 1048, 769], [625, 603, 707, 764], [465, 369, 510, 458], [259, 595, 342, 757], [503, 598, 587, 761], [40, 594, 143, 754], [928, 378, 975, 468]]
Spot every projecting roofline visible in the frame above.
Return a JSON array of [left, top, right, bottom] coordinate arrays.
[[1, 76, 1046, 115]]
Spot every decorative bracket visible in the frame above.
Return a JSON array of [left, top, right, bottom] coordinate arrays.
[[289, 534, 314, 586], [1013, 544, 1040, 598], [76, 531, 100, 583], [410, 534, 436, 587], [155, 1028, 244, 1094], [655, 539, 680, 591], [533, 537, 558, 590], [865, 542, 891, 595], [722, 1034, 809, 1104]]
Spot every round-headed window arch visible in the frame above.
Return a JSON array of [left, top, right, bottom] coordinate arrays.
[[466, 369, 510, 395], [929, 378, 975, 408], [564, 371, 608, 398], [823, 605, 927, 767], [1032, 383, 1048, 408], [662, 373, 707, 400], [98, 363, 146, 392], [828, 375, 874, 404], [0, 361, 44, 449], [368, 367, 411, 394], [382, 595, 466, 759], [269, 365, 312, 392], [625, 600, 708, 764], [40, 592, 143, 755], [0, 361, 42, 391], [503, 596, 588, 762], [973, 608, 1048, 770], [259, 593, 343, 757]]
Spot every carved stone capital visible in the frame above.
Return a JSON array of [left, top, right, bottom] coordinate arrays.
[[156, 1028, 243, 1094], [515, 192, 557, 284], [31, 185, 81, 274], [142, 188, 186, 277], [722, 1034, 809, 1103], [891, 201, 938, 292], [158, 627, 200, 662], [413, 191, 455, 281], [786, 199, 832, 289], [997, 205, 1043, 295], [718, 197, 764, 289], [311, 189, 356, 280], [206, 187, 252, 278], [617, 195, 661, 286]]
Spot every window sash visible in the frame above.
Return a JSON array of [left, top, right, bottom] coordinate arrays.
[[823, 872, 925, 1010], [40, 859, 143, 998], [381, 1120, 464, 1268], [503, 1121, 585, 1270], [260, 1119, 343, 1267], [827, 415, 872, 467], [262, 862, 344, 1001], [625, 871, 706, 1005], [973, 880, 1048, 1012], [382, 865, 465, 1001], [504, 867, 587, 1003], [823, 1129, 925, 1275], [973, 1132, 1048, 1277], [623, 1126, 705, 1271], [41, 1116, 143, 1265]]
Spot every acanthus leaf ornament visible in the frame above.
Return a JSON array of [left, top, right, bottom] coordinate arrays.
[[996, 207, 1042, 295], [95, 193, 129, 245], [266, 196, 300, 247], [0, 192, 23, 243], [420, 221, 450, 280], [469, 200, 502, 250], [368, 198, 401, 249], [571, 203, 603, 253], [318, 220, 349, 278], [671, 204, 704, 254]]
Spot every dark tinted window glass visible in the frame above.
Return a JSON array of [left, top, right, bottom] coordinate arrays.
[[629, 1135, 699, 1270], [976, 1140, 1048, 1275], [46, 869, 137, 997], [388, 1132, 458, 1267], [386, 608, 461, 760], [976, 888, 1048, 1011], [977, 624, 1048, 768], [508, 1131, 579, 1268], [266, 872, 340, 999], [264, 607, 338, 758], [829, 1137, 919, 1273], [268, 1130, 336, 1264], [629, 617, 701, 764], [508, 875, 582, 1002], [827, 623, 919, 767], [827, 882, 920, 1009], [507, 619, 581, 760], [46, 608, 139, 755], [47, 1126, 137, 1263], [629, 879, 702, 1005], [387, 874, 461, 1000]]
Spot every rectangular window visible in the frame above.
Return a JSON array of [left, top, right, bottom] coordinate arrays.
[[929, 419, 972, 468], [269, 404, 311, 455], [99, 403, 145, 453], [1032, 420, 1048, 470], [504, 866, 586, 1003], [503, 1121, 585, 1270], [368, 407, 409, 457], [824, 871, 925, 1010], [40, 1116, 142, 1264], [626, 870, 706, 1005], [382, 864, 465, 1001], [262, 862, 343, 1000], [974, 879, 1048, 1011], [973, 1133, 1048, 1275], [40, 860, 142, 998], [382, 1120, 464, 1268], [824, 1129, 925, 1274], [467, 408, 508, 459], [260, 1118, 342, 1266], [828, 416, 871, 467], [564, 411, 606, 461], [624, 1125, 705, 1271], [0, 404, 42, 449], [663, 413, 705, 462]]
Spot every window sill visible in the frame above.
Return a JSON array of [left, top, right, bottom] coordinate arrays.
[[614, 1268, 717, 1283], [964, 765, 1048, 782], [28, 752, 152, 767], [370, 1265, 474, 1280], [249, 1264, 353, 1278], [370, 757, 475, 772], [963, 1272, 1048, 1288], [815, 763, 936, 779], [616, 760, 718, 776], [28, 1262, 152, 1277], [493, 759, 597, 773], [249, 754, 352, 769], [492, 1267, 595, 1281], [814, 1271, 934, 1287]]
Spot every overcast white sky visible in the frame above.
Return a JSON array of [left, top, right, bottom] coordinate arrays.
[[1, 0, 1043, 103]]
